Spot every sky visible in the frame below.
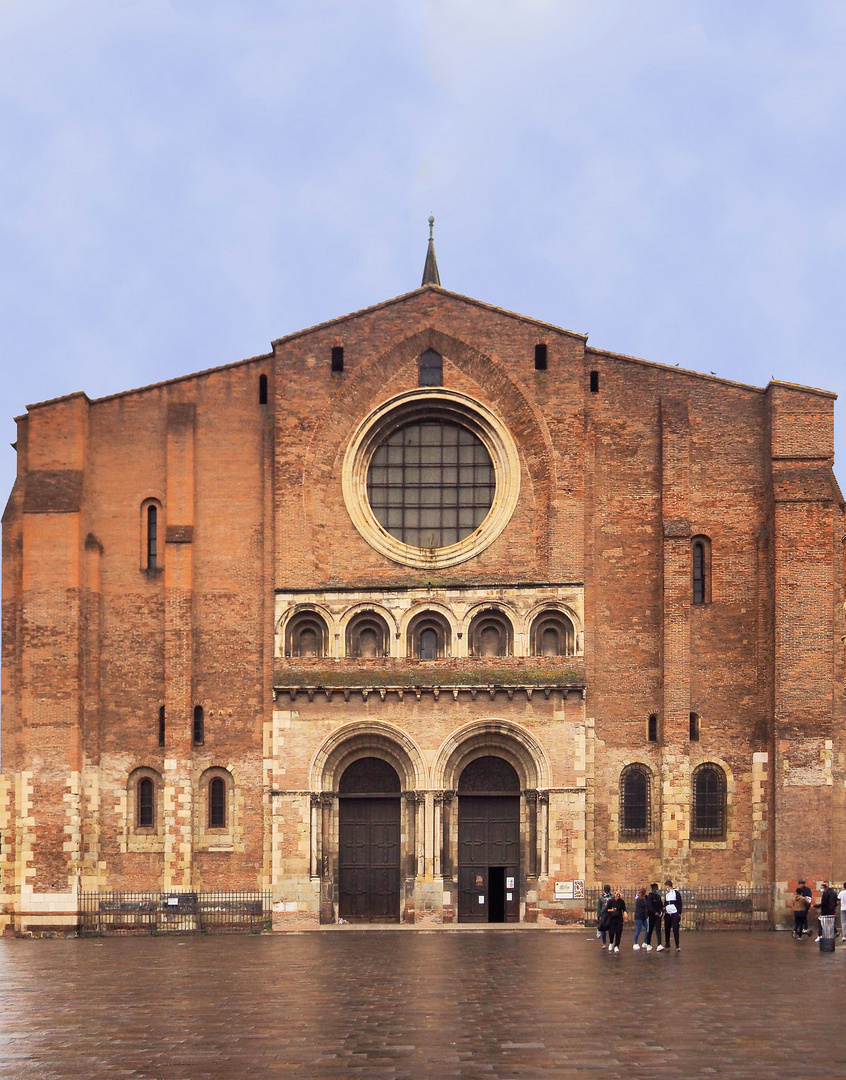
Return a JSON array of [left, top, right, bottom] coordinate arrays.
[[1, 0, 845, 511]]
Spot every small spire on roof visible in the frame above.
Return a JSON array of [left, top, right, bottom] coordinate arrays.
[[421, 213, 441, 287]]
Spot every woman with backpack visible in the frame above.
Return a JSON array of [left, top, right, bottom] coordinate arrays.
[[632, 887, 649, 950], [644, 882, 664, 951]]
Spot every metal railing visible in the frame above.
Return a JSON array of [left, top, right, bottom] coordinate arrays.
[[585, 885, 772, 930], [78, 891, 272, 935]]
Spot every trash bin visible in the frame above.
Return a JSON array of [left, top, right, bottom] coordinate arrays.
[[819, 915, 836, 952]]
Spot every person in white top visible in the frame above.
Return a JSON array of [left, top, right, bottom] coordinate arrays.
[[663, 878, 683, 952], [838, 882, 846, 939]]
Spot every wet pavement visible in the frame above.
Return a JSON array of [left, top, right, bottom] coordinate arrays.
[[0, 928, 844, 1079]]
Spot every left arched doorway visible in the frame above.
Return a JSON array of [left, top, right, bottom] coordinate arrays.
[[338, 757, 401, 922]]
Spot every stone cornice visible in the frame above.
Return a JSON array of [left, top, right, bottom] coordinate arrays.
[[272, 682, 585, 703]]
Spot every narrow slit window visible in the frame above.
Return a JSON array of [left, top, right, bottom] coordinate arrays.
[[331, 346, 344, 373], [648, 714, 658, 742], [138, 777, 155, 828], [259, 373, 268, 404], [193, 705, 204, 746], [146, 504, 158, 569], [418, 349, 442, 387], [158, 706, 165, 747], [589, 370, 599, 393], [209, 777, 226, 828], [693, 541, 706, 604], [534, 343, 547, 370], [689, 712, 700, 742]]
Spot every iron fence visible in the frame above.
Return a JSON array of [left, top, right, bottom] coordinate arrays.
[[585, 885, 772, 930], [79, 891, 272, 935]]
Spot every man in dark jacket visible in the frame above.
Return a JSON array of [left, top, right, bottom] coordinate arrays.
[[663, 878, 683, 951], [644, 882, 663, 951], [815, 881, 838, 942]]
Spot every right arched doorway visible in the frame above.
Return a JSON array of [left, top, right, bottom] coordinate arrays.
[[457, 755, 520, 923]]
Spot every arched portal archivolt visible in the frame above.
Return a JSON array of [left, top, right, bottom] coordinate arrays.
[[309, 720, 427, 794], [433, 718, 552, 792]]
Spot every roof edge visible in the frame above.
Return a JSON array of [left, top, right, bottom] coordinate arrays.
[[586, 346, 838, 400], [270, 286, 589, 347]]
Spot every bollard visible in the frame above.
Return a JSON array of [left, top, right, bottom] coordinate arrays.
[[819, 915, 836, 952]]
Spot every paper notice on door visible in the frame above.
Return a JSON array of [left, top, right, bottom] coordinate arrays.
[[506, 892, 513, 901], [478, 896, 485, 904], [506, 877, 515, 889]]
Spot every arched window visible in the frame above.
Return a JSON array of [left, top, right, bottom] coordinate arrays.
[[418, 349, 443, 387], [619, 764, 651, 841], [692, 535, 711, 605], [128, 769, 162, 836], [345, 611, 390, 658], [691, 763, 726, 840], [209, 777, 226, 829], [141, 499, 163, 571], [530, 610, 575, 656], [407, 611, 451, 659], [137, 777, 155, 828], [193, 705, 204, 746], [285, 610, 329, 658], [468, 608, 513, 658]]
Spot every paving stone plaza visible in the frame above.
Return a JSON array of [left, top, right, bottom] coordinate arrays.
[[1, 929, 844, 1079]]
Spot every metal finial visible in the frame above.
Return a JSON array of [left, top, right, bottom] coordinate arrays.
[[421, 214, 440, 287]]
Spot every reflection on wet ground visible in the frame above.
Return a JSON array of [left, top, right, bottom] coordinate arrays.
[[1, 929, 844, 1078]]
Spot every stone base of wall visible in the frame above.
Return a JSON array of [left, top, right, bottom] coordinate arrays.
[[272, 908, 320, 930]]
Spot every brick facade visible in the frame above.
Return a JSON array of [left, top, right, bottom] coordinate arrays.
[[1, 284, 843, 931]]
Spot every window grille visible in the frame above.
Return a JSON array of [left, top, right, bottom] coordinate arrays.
[[209, 777, 226, 829], [138, 777, 154, 828], [367, 420, 494, 549], [691, 764, 726, 839], [146, 504, 158, 569], [648, 714, 658, 742], [418, 349, 442, 386], [620, 764, 651, 841], [693, 541, 706, 604]]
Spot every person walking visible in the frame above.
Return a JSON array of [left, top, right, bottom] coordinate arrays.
[[815, 881, 838, 942], [645, 882, 663, 951], [605, 888, 627, 952], [798, 879, 813, 935], [792, 886, 811, 939], [633, 887, 649, 950], [838, 882, 846, 940], [596, 884, 612, 948], [663, 878, 683, 952]]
